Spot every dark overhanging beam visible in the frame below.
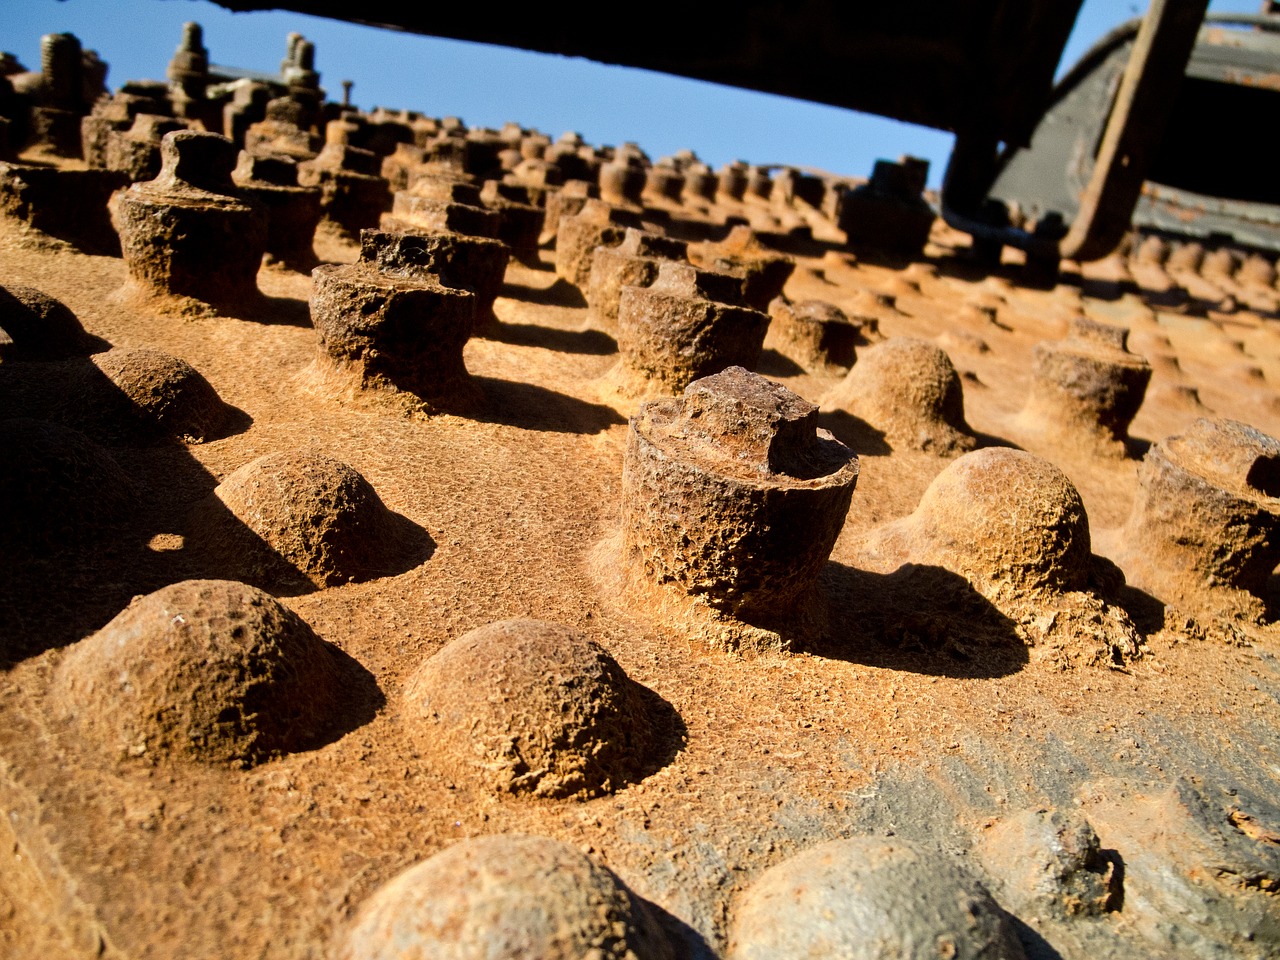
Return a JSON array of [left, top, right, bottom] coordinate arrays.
[[197, 0, 1083, 148]]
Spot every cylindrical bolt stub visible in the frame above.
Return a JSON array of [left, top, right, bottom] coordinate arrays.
[[684, 165, 718, 202], [105, 115, 189, 182], [1121, 418, 1280, 608], [387, 196, 500, 240], [154, 129, 239, 195], [310, 233, 476, 401], [538, 176, 592, 235], [294, 40, 316, 72], [643, 165, 684, 202], [554, 198, 640, 288], [613, 141, 648, 166], [297, 141, 391, 237], [1021, 316, 1151, 448], [403, 174, 483, 206], [586, 228, 688, 331], [1133, 233, 1170, 266], [234, 152, 302, 188], [232, 152, 321, 271], [1166, 241, 1205, 273], [477, 180, 543, 261], [652, 259, 745, 304], [1202, 247, 1239, 279], [691, 226, 796, 312], [598, 160, 646, 206], [717, 161, 749, 201], [766, 298, 858, 373], [622, 366, 858, 619], [360, 228, 508, 335], [616, 261, 768, 394], [1237, 253, 1277, 288], [746, 166, 773, 200], [265, 96, 306, 126], [112, 131, 266, 309]]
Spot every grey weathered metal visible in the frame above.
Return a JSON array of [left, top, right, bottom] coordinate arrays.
[[989, 10, 1280, 256]]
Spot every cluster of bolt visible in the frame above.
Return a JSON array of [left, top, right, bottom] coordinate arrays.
[[1, 261, 428, 593], [1128, 234, 1280, 313], [1, 315, 1129, 946], [598, 145, 769, 210], [1, 26, 322, 164], [331, 828, 1086, 959], [91, 108, 519, 384], [290, 120, 849, 422], [828, 305, 1278, 628], [361, 108, 855, 254], [0, 27, 330, 258], [291, 118, 613, 249], [0, 34, 120, 253], [250, 113, 764, 259], [320, 141, 821, 403], [820, 291, 1153, 462], [16, 327, 1267, 955], [377, 135, 542, 264], [542, 191, 809, 403], [45, 558, 1272, 960], [0, 32, 107, 159], [95, 118, 413, 309], [15, 275, 1277, 959], [605, 274, 1277, 643], [80, 40, 581, 295], [86, 110, 818, 408], [555, 200, 969, 555], [782, 277, 1150, 463], [26, 74, 1273, 644], [2, 22, 868, 277], [95, 119, 368, 303], [11, 58, 1280, 960]]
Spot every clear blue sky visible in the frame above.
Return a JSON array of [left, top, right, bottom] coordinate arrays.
[[0, 0, 1263, 187]]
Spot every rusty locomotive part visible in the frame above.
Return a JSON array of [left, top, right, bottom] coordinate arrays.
[[988, 8, 1280, 262]]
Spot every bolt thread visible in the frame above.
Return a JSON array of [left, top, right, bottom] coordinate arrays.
[[179, 22, 204, 53], [41, 33, 81, 108]]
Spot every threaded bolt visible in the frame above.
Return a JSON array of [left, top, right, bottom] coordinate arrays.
[[296, 40, 315, 72], [41, 32, 81, 110], [282, 32, 302, 74], [179, 22, 205, 53]]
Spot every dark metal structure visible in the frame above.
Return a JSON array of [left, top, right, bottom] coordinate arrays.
[[203, 0, 1228, 261], [989, 10, 1280, 256], [204, 0, 1085, 147]]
